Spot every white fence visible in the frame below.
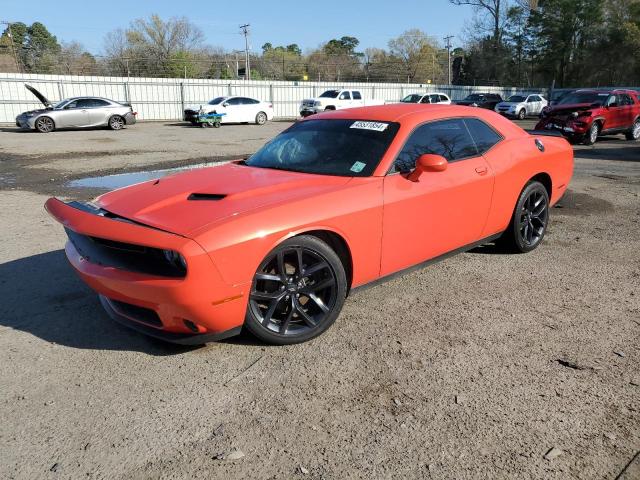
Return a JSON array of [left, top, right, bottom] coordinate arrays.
[[0, 73, 547, 123]]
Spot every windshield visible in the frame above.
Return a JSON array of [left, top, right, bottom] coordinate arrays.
[[558, 91, 608, 105], [245, 119, 400, 177], [208, 97, 226, 105], [508, 95, 526, 102], [464, 94, 484, 101], [319, 90, 340, 98], [401, 94, 423, 103]]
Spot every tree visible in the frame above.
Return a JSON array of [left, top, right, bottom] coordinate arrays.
[[56, 41, 97, 75], [388, 29, 442, 83], [103, 14, 205, 76]]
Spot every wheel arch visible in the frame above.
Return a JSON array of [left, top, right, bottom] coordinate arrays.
[[293, 229, 353, 292], [528, 172, 552, 198], [36, 114, 55, 128]]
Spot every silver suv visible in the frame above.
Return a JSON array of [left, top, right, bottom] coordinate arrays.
[[16, 84, 137, 133]]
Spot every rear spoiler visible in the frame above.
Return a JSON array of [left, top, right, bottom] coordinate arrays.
[[525, 129, 563, 137]]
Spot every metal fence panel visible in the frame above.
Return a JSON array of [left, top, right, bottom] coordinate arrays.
[[0, 72, 547, 123]]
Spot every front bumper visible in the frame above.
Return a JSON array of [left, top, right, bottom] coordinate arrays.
[[536, 118, 589, 137], [15, 115, 35, 129], [45, 198, 248, 343]]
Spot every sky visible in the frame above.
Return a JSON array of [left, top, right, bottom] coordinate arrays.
[[2, 0, 475, 55]]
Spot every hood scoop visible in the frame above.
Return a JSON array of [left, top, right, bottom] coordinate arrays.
[[187, 193, 226, 201]]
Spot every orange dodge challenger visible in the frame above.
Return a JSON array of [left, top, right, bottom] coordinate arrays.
[[46, 105, 573, 345]]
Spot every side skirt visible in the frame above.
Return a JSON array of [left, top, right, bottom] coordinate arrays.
[[350, 233, 503, 294]]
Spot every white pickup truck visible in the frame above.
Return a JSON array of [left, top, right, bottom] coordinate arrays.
[[300, 89, 385, 117]]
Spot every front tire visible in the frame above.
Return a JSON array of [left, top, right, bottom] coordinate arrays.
[[35, 116, 55, 133], [255, 111, 267, 125], [625, 118, 640, 140], [108, 115, 125, 130], [245, 235, 347, 345], [499, 181, 549, 253], [583, 122, 599, 145], [518, 108, 526, 120]]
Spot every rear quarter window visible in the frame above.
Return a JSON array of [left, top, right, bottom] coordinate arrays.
[[464, 118, 503, 154]]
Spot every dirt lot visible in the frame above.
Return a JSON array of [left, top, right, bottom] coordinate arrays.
[[0, 120, 639, 479]]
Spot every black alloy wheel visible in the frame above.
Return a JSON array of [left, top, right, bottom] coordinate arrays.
[[499, 181, 549, 253], [245, 235, 347, 345]]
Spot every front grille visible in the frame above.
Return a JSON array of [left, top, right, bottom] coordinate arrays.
[[108, 298, 162, 327], [65, 228, 186, 278]]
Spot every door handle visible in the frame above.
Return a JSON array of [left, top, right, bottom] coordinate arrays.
[[475, 166, 488, 175]]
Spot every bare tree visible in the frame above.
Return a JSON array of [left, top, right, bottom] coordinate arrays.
[[388, 29, 441, 83]]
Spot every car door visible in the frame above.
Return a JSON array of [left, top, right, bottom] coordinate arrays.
[[619, 94, 634, 129], [604, 94, 624, 130], [86, 99, 111, 125], [352, 91, 363, 106], [56, 99, 90, 127], [380, 118, 495, 276], [338, 91, 352, 109], [220, 97, 242, 123]]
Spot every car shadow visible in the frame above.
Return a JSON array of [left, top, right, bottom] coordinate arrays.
[[573, 141, 640, 162], [0, 127, 30, 133], [0, 250, 201, 355]]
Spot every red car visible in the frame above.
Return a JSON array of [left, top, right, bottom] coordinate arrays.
[[46, 105, 574, 345], [536, 89, 640, 145]]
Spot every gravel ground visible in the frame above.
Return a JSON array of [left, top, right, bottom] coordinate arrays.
[[0, 120, 638, 479]]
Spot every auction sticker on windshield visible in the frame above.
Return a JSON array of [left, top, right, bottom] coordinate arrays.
[[350, 161, 367, 173], [350, 121, 389, 132]]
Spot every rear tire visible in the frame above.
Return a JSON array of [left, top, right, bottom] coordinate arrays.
[[245, 235, 347, 345], [255, 111, 267, 125], [498, 181, 549, 253], [625, 118, 640, 140], [35, 116, 55, 133], [108, 115, 125, 131], [583, 122, 599, 145]]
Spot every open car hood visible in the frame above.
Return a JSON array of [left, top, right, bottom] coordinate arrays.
[[25, 84, 52, 108], [547, 103, 595, 115], [95, 162, 352, 238]]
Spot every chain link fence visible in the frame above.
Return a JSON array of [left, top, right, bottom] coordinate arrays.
[[0, 73, 547, 123]]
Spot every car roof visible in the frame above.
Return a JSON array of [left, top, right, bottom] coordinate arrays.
[[307, 104, 524, 134], [64, 96, 115, 102]]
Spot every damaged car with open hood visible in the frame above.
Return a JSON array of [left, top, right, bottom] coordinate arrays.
[[15, 84, 137, 133], [535, 89, 640, 145]]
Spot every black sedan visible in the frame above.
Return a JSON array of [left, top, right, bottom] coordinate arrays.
[[456, 93, 503, 110]]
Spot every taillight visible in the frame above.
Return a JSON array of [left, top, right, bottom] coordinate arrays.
[[133, 112, 138, 116], [269, 104, 273, 108]]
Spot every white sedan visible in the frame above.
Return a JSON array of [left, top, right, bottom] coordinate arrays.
[[184, 96, 274, 125], [495, 94, 548, 119], [400, 92, 452, 104]]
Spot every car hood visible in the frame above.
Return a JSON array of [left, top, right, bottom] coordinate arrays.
[[95, 162, 352, 237], [25, 84, 52, 108], [18, 108, 50, 116], [497, 101, 524, 108], [546, 103, 595, 115]]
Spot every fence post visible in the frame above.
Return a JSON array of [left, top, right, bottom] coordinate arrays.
[[123, 82, 130, 104], [179, 82, 185, 120], [228, 83, 232, 96], [269, 83, 274, 105], [57, 82, 64, 102]]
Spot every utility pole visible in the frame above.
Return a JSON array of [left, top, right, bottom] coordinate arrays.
[[1, 21, 22, 73], [239, 24, 250, 80], [444, 35, 454, 86]]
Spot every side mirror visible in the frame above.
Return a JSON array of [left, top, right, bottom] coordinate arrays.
[[222, 102, 229, 107], [407, 154, 448, 182]]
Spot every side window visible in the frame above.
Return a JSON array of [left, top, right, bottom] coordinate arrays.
[[64, 101, 78, 109], [464, 118, 503, 154], [90, 99, 110, 107], [75, 99, 95, 108], [392, 119, 479, 173], [420, 96, 430, 104], [620, 94, 632, 106], [527, 96, 535, 103], [607, 95, 618, 107], [352, 91, 362, 100], [439, 95, 449, 102], [339, 91, 351, 100], [227, 97, 242, 105], [430, 94, 440, 103]]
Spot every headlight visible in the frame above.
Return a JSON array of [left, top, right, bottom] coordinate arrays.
[[25, 113, 35, 117], [163, 249, 187, 271], [570, 111, 579, 118], [314, 101, 322, 106], [471, 103, 478, 107]]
